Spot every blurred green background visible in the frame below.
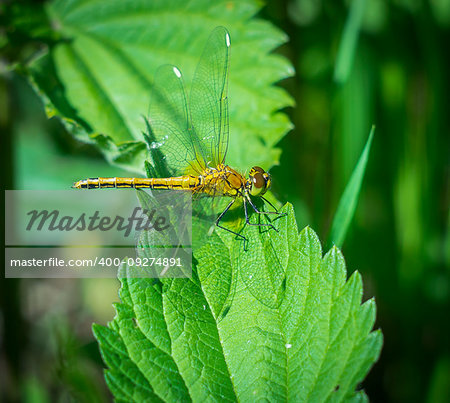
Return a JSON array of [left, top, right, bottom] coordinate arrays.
[[1, 0, 449, 402]]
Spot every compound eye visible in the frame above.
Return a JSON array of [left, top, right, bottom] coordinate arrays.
[[249, 169, 269, 196], [252, 172, 265, 189]]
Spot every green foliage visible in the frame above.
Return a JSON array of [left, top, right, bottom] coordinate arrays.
[[2, 0, 448, 401], [26, 0, 293, 174], [94, 206, 382, 401], [327, 126, 375, 248], [334, 0, 368, 84], [14, 1, 382, 399]]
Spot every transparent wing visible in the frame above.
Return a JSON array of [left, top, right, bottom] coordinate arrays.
[[189, 26, 230, 168], [147, 65, 205, 176]]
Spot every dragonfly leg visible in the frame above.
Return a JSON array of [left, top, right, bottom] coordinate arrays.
[[260, 196, 287, 216], [243, 197, 277, 232], [246, 196, 285, 222], [215, 198, 248, 249]]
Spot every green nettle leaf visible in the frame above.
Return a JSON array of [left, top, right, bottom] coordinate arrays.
[[94, 205, 383, 401], [27, 0, 293, 174]]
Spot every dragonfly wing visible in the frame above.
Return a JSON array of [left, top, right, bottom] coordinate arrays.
[[189, 26, 230, 168], [147, 65, 204, 176], [238, 223, 287, 308]]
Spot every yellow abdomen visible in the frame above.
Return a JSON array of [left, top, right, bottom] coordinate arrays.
[[73, 176, 199, 190]]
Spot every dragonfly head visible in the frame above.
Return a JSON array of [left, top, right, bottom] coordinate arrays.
[[248, 166, 271, 197]]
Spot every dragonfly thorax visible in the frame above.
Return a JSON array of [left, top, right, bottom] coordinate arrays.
[[198, 164, 271, 199], [199, 164, 246, 197]]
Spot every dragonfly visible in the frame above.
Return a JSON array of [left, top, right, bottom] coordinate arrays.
[[73, 26, 283, 250]]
